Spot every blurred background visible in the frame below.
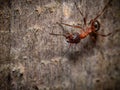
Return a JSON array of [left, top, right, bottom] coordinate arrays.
[[0, 0, 120, 90]]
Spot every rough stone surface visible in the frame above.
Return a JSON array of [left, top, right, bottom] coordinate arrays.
[[0, 0, 120, 90]]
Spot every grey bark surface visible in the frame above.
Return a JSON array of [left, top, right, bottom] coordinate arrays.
[[0, 0, 120, 90]]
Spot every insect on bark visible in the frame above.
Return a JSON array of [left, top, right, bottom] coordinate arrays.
[[50, 0, 115, 46]]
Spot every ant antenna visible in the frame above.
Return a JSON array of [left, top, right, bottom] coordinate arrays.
[[93, 0, 113, 22], [74, 1, 87, 25]]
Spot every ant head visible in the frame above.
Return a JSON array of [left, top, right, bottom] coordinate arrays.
[[89, 20, 100, 32], [88, 0, 113, 32]]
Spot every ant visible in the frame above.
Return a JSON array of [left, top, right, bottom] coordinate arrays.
[[50, 0, 115, 46]]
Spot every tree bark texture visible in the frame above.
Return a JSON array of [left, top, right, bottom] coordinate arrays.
[[0, 0, 120, 90]]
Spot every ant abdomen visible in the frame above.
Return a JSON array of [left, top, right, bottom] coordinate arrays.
[[66, 32, 81, 44]]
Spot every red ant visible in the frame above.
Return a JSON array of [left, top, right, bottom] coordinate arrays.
[[50, 0, 114, 45]]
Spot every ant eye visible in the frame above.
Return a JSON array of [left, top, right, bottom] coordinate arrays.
[[93, 20, 100, 31]]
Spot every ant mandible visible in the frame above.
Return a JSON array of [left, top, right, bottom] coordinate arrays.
[[50, 0, 113, 45]]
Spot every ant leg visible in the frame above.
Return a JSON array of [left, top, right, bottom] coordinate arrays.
[[83, 14, 87, 26], [95, 32, 112, 37], [58, 22, 83, 29], [56, 22, 69, 34], [49, 33, 63, 36], [97, 33, 111, 37], [60, 22, 87, 33], [74, 1, 84, 17], [97, 29, 119, 37], [74, 1, 87, 26], [61, 43, 72, 58], [93, 29, 119, 37]]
